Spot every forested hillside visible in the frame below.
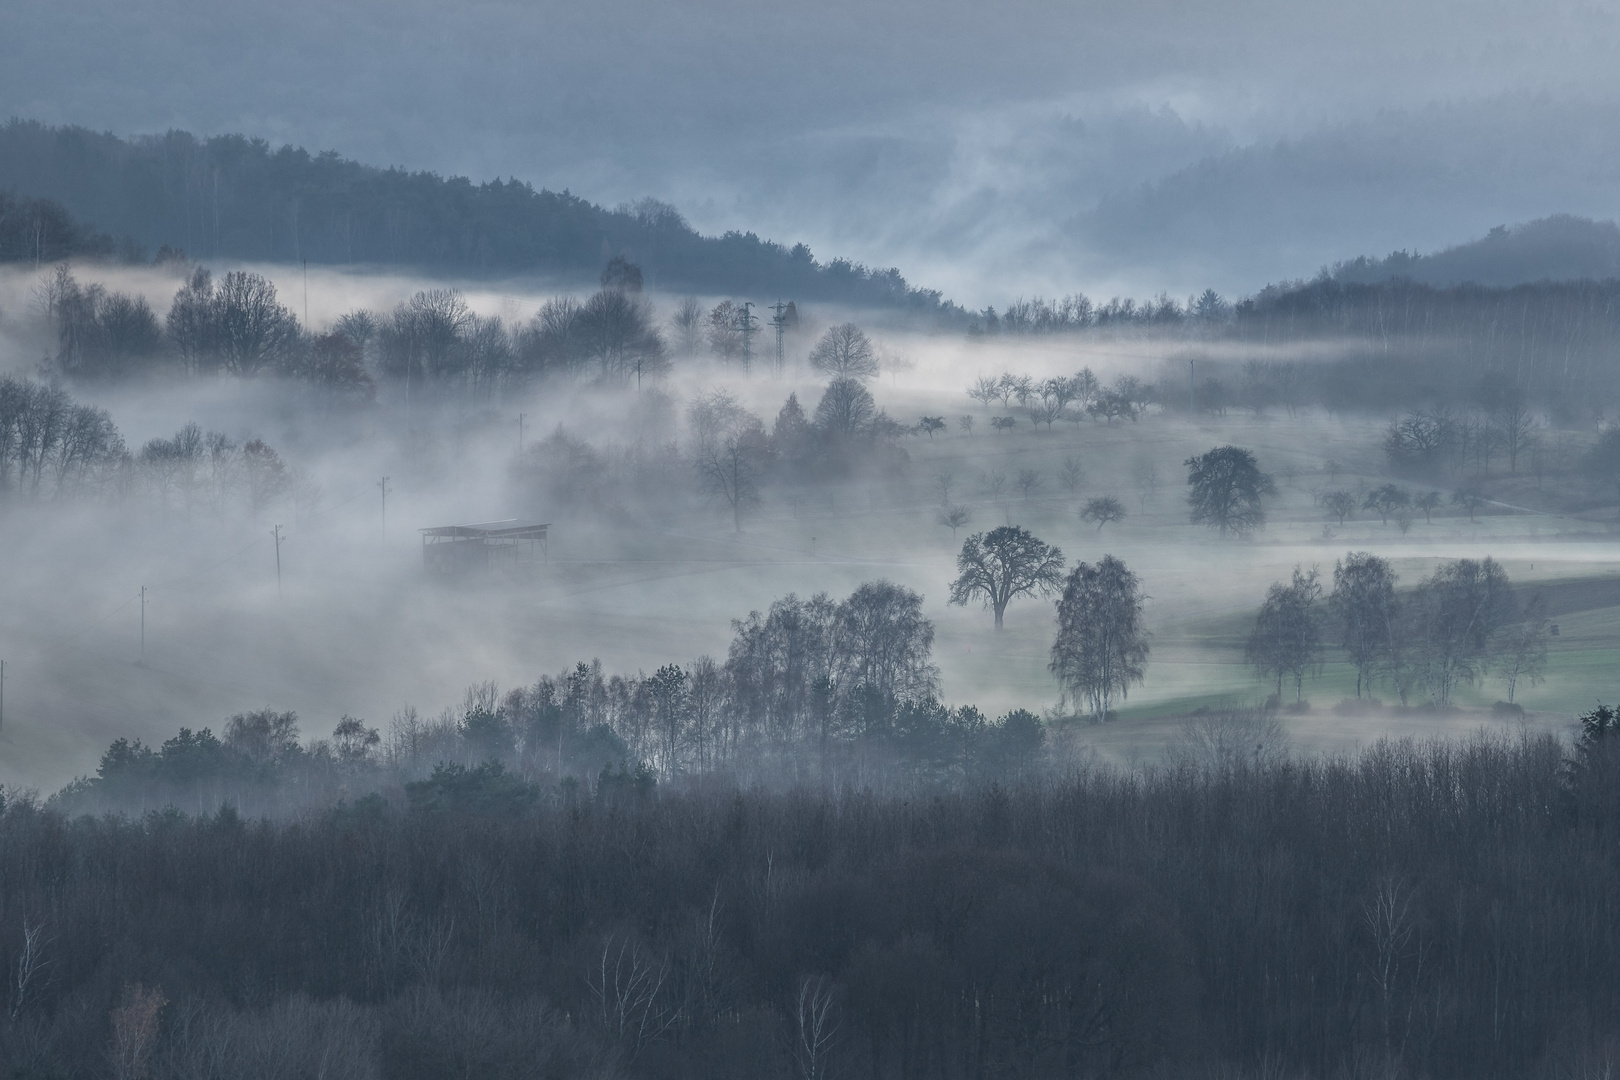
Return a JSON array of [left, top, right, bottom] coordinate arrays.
[[7, 718, 1620, 1080], [0, 120, 961, 318], [1333, 215, 1620, 288], [0, 190, 122, 263]]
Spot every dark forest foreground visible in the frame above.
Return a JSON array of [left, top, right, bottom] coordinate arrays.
[[6, 723, 1620, 1080]]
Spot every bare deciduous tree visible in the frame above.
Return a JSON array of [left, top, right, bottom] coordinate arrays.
[[938, 503, 973, 540], [793, 974, 841, 1080], [1081, 495, 1126, 531], [1050, 555, 1149, 722], [1331, 552, 1400, 699], [1323, 490, 1357, 525], [1186, 445, 1272, 536], [808, 323, 878, 382], [690, 390, 771, 531], [949, 525, 1065, 630], [1246, 566, 1323, 701], [1498, 593, 1549, 704]]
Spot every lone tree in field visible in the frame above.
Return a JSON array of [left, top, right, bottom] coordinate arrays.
[[1050, 555, 1150, 722], [1246, 566, 1323, 701], [949, 525, 1065, 629], [809, 323, 879, 382], [1080, 496, 1126, 532], [1330, 551, 1400, 699], [937, 504, 973, 540], [1186, 446, 1272, 536]]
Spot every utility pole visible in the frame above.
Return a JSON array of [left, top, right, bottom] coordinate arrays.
[[518, 413, 526, 455], [2, 659, 6, 735], [378, 476, 390, 539], [272, 524, 283, 588], [139, 586, 146, 666], [769, 301, 789, 374], [302, 258, 309, 328], [1189, 358, 1196, 417], [737, 302, 758, 372]]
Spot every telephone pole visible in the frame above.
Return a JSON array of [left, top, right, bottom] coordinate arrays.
[[518, 413, 526, 454], [139, 585, 147, 666], [1189, 358, 1196, 416], [272, 524, 283, 588], [378, 477, 390, 539]]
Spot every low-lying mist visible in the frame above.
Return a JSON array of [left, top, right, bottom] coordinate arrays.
[[0, 258, 1612, 794]]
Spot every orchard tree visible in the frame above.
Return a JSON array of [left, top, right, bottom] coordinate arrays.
[[1186, 446, 1272, 536], [1414, 490, 1442, 523], [938, 504, 973, 540], [1451, 487, 1488, 521], [1049, 555, 1150, 722], [948, 525, 1065, 629], [1080, 496, 1126, 532], [1363, 484, 1411, 525], [1322, 490, 1357, 526]]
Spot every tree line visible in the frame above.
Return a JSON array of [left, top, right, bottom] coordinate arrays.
[[1246, 552, 1549, 708], [0, 120, 965, 318], [0, 191, 124, 265], [972, 276, 1620, 419], [964, 368, 1152, 428], [56, 578, 1056, 821], [0, 376, 297, 511], [10, 708, 1620, 1078], [39, 262, 820, 406]]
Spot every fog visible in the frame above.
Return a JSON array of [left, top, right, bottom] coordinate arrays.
[[0, 259, 1612, 793]]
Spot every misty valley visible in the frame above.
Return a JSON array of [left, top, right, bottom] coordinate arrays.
[[7, 132, 1620, 1078]]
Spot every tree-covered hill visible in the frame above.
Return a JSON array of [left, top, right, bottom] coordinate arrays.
[[1332, 214, 1620, 288], [0, 120, 963, 319]]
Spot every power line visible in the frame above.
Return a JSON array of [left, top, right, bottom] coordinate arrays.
[[737, 302, 758, 372], [769, 301, 788, 374]]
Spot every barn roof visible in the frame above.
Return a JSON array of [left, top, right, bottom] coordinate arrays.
[[420, 519, 549, 540]]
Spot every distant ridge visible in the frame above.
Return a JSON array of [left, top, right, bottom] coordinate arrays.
[[0, 119, 964, 320], [1332, 215, 1620, 288]]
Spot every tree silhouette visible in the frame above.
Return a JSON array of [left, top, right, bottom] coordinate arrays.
[[948, 526, 1064, 629], [1186, 446, 1272, 536], [1050, 555, 1149, 721]]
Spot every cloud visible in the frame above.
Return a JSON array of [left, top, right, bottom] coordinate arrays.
[[5, 0, 1620, 302]]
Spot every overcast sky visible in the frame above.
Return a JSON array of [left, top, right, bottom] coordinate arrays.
[[6, 0, 1620, 306]]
